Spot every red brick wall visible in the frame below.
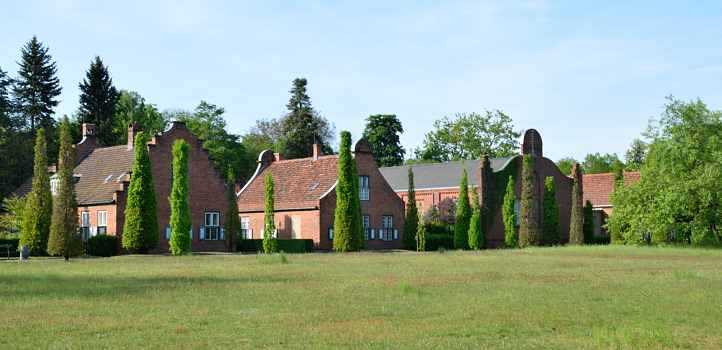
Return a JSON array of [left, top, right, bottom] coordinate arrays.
[[76, 204, 119, 235], [239, 209, 321, 242]]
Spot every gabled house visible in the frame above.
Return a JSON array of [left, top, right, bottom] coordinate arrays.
[[583, 171, 640, 237], [236, 140, 405, 250]]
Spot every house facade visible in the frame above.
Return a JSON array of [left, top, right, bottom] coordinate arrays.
[[236, 140, 405, 250], [582, 171, 640, 237]]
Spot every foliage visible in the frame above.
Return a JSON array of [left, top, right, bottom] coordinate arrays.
[[583, 200, 594, 244], [241, 118, 285, 157], [518, 155, 539, 247], [542, 177, 560, 245], [424, 233, 454, 251], [114, 90, 168, 144], [624, 138, 647, 171], [262, 172, 278, 253], [556, 157, 576, 176], [169, 140, 192, 256], [280, 78, 335, 159], [20, 128, 52, 255], [237, 239, 314, 253], [609, 166, 626, 244], [333, 131, 363, 252], [362, 114, 405, 167], [467, 188, 483, 249], [122, 132, 159, 252], [47, 118, 82, 259], [569, 164, 584, 245], [12, 36, 61, 132], [502, 175, 517, 248], [582, 152, 624, 174], [0, 237, 20, 257], [453, 168, 471, 249], [414, 110, 520, 162], [422, 198, 456, 229], [224, 168, 239, 252], [403, 167, 418, 250], [0, 196, 25, 238], [608, 98, 722, 246], [77, 56, 119, 146], [86, 235, 119, 257], [416, 217, 426, 252]]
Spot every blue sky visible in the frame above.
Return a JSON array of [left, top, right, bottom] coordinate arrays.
[[2, 1, 721, 162]]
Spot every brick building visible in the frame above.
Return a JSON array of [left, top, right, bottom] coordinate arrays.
[[16, 121, 230, 253], [380, 129, 575, 247], [236, 139, 405, 250], [582, 171, 640, 237]]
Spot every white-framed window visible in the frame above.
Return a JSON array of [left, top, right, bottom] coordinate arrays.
[[514, 199, 521, 226], [50, 177, 59, 196], [381, 215, 393, 241], [363, 215, 371, 240], [240, 217, 251, 239], [80, 212, 90, 240], [204, 212, 221, 240], [97, 211, 108, 235], [359, 176, 370, 201]]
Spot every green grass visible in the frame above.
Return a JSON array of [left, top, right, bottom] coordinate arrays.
[[1, 246, 722, 349]]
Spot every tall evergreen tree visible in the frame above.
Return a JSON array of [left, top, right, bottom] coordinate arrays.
[[333, 131, 363, 252], [568, 163, 584, 245], [169, 140, 192, 255], [416, 216, 426, 252], [122, 132, 159, 252], [542, 177, 560, 245], [47, 118, 81, 259], [583, 200, 594, 244], [518, 155, 539, 247], [12, 36, 61, 131], [609, 166, 625, 244], [224, 168, 240, 252], [502, 175, 517, 248], [262, 172, 278, 253], [403, 167, 418, 250], [20, 128, 52, 255], [362, 114, 405, 166], [78, 56, 119, 145], [453, 168, 471, 249], [280, 78, 334, 159], [0, 66, 12, 124], [468, 188, 484, 249]]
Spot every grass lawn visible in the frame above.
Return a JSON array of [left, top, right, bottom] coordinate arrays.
[[1, 246, 721, 349]]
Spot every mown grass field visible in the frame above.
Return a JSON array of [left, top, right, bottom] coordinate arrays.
[[1, 246, 721, 349]]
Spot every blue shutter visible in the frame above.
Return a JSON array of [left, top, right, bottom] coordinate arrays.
[[189, 228, 193, 241], [370, 229, 375, 240], [200, 226, 205, 240], [220, 228, 225, 240], [165, 226, 170, 240], [393, 229, 398, 240]]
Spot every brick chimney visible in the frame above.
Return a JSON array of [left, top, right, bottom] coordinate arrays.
[[75, 123, 98, 164], [312, 143, 321, 160], [127, 123, 141, 150], [82, 123, 96, 139]]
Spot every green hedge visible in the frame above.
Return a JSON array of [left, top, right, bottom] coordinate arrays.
[[237, 239, 314, 253], [0, 238, 20, 257], [425, 234, 454, 251], [86, 235, 119, 257]]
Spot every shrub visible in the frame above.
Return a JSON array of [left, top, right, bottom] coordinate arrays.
[[583, 200, 594, 244], [238, 239, 313, 253], [0, 238, 20, 257], [86, 235, 119, 257], [425, 234, 454, 251]]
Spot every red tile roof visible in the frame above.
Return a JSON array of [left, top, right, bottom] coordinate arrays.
[[237, 155, 340, 212], [583, 171, 640, 207]]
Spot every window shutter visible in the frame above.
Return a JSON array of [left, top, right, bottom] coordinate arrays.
[[393, 229, 398, 240], [370, 229, 375, 240], [165, 226, 170, 240], [200, 226, 205, 240], [220, 228, 225, 240], [189, 228, 193, 241]]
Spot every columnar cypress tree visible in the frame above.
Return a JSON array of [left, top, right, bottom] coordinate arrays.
[[169, 140, 191, 255], [13, 36, 61, 132], [78, 56, 119, 146], [416, 216, 426, 252], [568, 163, 584, 245], [518, 155, 539, 247], [262, 172, 278, 253], [333, 131, 363, 252], [542, 177, 560, 245], [224, 168, 240, 252], [122, 132, 159, 252], [609, 166, 625, 244], [583, 200, 594, 244], [502, 175, 517, 248], [20, 128, 52, 255], [403, 167, 418, 250], [468, 188, 483, 249], [47, 118, 82, 259], [453, 168, 471, 249]]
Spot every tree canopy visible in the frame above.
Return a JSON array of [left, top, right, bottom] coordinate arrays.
[[12, 36, 61, 132], [362, 114, 405, 167], [114, 90, 168, 144], [280, 78, 334, 159], [581, 153, 624, 174], [77, 56, 118, 146]]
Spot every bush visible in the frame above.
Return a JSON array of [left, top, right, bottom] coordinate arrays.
[[0, 238, 20, 257], [238, 239, 313, 253], [86, 235, 119, 257], [425, 234, 454, 251]]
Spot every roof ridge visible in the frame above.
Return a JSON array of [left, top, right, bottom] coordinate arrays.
[[275, 154, 339, 163]]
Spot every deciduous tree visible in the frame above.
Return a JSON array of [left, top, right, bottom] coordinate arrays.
[[114, 90, 168, 144], [362, 114, 405, 167], [624, 138, 647, 171]]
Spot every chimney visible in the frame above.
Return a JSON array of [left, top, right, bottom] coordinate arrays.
[[312, 143, 321, 160], [127, 123, 141, 150], [82, 123, 96, 139], [274, 152, 283, 161]]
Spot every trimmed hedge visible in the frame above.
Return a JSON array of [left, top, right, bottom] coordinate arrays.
[[425, 234, 454, 251], [238, 239, 314, 253], [86, 235, 119, 257], [0, 238, 20, 257]]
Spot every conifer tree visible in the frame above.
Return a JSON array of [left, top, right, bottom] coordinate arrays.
[[416, 216, 426, 252], [502, 175, 517, 248], [47, 118, 82, 259], [609, 166, 625, 244], [468, 188, 484, 249], [169, 140, 192, 255], [568, 163, 584, 244], [12, 36, 61, 131], [583, 200, 594, 244], [542, 177, 560, 245], [518, 155, 539, 247], [403, 167, 418, 250], [262, 172, 278, 253], [453, 168, 471, 249], [280, 78, 334, 159], [20, 128, 52, 255], [78, 56, 119, 145], [122, 132, 159, 252], [224, 168, 240, 252], [333, 131, 363, 252]]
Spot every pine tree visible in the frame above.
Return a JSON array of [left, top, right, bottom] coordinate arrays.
[[518, 155, 539, 247], [403, 167, 418, 250], [12, 36, 61, 132], [362, 114, 405, 166], [122, 132, 159, 252], [416, 216, 426, 252], [468, 188, 484, 249], [502, 175, 517, 248], [568, 163, 584, 245], [224, 168, 240, 252], [47, 118, 81, 259], [20, 128, 52, 255], [262, 172, 278, 253], [280, 78, 333, 159], [453, 168, 471, 249], [583, 200, 594, 244], [169, 140, 192, 255], [78, 56, 119, 145], [542, 177, 560, 245], [333, 131, 364, 252]]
